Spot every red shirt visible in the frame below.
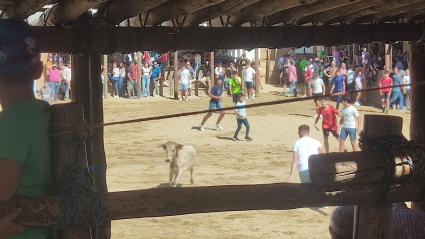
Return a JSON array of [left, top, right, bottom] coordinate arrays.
[[131, 64, 137, 81], [305, 68, 313, 82], [318, 106, 338, 131], [380, 77, 393, 93]]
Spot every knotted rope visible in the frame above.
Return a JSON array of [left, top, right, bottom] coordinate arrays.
[[50, 122, 105, 235], [359, 133, 425, 202]]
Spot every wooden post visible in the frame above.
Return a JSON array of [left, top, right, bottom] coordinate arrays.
[[265, 49, 270, 84], [136, 52, 142, 99], [352, 115, 399, 239], [410, 43, 425, 211], [102, 55, 108, 98], [72, 53, 110, 239], [210, 51, 215, 87], [50, 104, 91, 239], [255, 48, 260, 96], [385, 44, 392, 71], [173, 51, 179, 100]]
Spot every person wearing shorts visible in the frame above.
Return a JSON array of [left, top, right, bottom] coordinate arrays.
[[199, 77, 225, 131], [312, 71, 325, 112], [339, 97, 360, 152], [315, 98, 339, 153], [379, 70, 392, 113], [330, 68, 346, 109], [244, 61, 256, 99]]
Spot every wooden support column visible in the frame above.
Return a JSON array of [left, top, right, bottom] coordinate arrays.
[[210, 51, 215, 88], [385, 44, 393, 71], [136, 52, 142, 99], [102, 55, 109, 98], [173, 51, 179, 100], [72, 53, 110, 239], [410, 43, 425, 211], [352, 115, 399, 239], [255, 48, 260, 96], [265, 49, 270, 84]]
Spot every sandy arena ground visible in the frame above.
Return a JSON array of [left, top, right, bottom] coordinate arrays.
[[104, 85, 411, 239]]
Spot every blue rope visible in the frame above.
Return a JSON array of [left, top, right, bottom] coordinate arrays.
[[51, 128, 105, 235]]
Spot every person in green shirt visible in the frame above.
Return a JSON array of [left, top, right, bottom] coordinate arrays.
[[229, 71, 242, 104], [0, 20, 52, 239], [299, 55, 309, 74]]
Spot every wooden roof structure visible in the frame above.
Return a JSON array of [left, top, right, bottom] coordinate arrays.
[[0, 0, 424, 52]]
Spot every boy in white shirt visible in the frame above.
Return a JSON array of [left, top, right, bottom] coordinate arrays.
[[312, 71, 325, 111], [288, 125, 325, 183], [232, 93, 252, 141], [339, 97, 360, 152]]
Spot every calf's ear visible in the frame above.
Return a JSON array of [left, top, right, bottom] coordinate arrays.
[[160, 144, 166, 149], [176, 144, 183, 152]]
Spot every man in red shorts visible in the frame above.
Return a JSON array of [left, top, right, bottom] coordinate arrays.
[[315, 97, 340, 153], [379, 70, 393, 113]]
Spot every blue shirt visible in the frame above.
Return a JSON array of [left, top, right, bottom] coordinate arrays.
[[333, 75, 345, 92], [392, 74, 402, 93], [151, 66, 161, 79], [210, 85, 223, 103]]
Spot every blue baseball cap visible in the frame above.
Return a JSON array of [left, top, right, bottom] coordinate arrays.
[[0, 20, 40, 78]]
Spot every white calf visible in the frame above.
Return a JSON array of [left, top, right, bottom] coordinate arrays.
[[161, 141, 197, 187]]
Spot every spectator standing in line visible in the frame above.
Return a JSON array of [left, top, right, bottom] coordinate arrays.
[[315, 98, 339, 153], [60, 63, 71, 100], [339, 97, 360, 152], [119, 62, 126, 97], [278, 55, 286, 86], [288, 125, 325, 183], [178, 62, 191, 101], [379, 70, 393, 113], [126, 62, 135, 98], [361, 47, 369, 68], [141, 61, 152, 98], [286, 60, 298, 97], [194, 53, 202, 81], [354, 68, 364, 106], [390, 66, 406, 110], [232, 93, 252, 141], [214, 62, 225, 79], [151, 61, 162, 97], [244, 60, 256, 99], [199, 77, 226, 131], [110, 61, 120, 98], [324, 61, 337, 93], [48, 64, 61, 102], [304, 64, 313, 97]]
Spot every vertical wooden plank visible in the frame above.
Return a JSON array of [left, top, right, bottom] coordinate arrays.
[[385, 44, 392, 71], [265, 49, 270, 84], [102, 55, 109, 99], [353, 114, 398, 239], [136, 52, 142, 99], [173, 51, 179, 99], [410, 43, 425, 211], [210, 51, 215, 87], [255, 48, 260, 96]]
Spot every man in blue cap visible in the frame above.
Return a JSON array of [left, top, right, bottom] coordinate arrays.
[[0, 20, 52, 239]]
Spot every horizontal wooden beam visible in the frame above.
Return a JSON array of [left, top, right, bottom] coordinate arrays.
[[2, 180, 424, 226], [32, 23, 424, 53], [3, 0, 52, 19], [47, 0, 108, 26], [103, 0, 168, 25]]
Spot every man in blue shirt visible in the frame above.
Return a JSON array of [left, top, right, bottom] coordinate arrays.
[[330, 69, 346, 109], [199, 77, 226, 131], [151, 61, 161, 97], [390, 66, 406, 110]]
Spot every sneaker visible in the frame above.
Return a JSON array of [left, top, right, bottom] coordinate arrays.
[[245, 136, 253, 141], [354, 102, 360, 106], [382, 107, 385, 113], [232, 137, 240, 141], [385, 109, 389, 114], [216, 124, 223, 130], [199, 125, 205, 131]]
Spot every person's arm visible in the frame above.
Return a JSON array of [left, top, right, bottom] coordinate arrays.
[[0, 160, 21, 202], [314, 112, 321, 131], [339, 115, 344, 129], [319, 146, 326, 154], [287, 151, 298, 183], [342, 81, 346, 94], [321, 81, 326, 94], [127, 71, 132, 81], [0, 210, 25, 239]]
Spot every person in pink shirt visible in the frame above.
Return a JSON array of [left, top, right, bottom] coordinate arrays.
[[48, 64, 61, 101], [286, 60, 298, 97]]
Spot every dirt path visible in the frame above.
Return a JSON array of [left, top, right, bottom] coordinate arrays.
[[104, 85, 411, 239]]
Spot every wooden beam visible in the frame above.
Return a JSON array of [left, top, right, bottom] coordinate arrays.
[[173, 51, 179, 99], [3, 0, 52, 19], [264, 0, 364, 26], [102, 55, 109, 98], [230, 0, 316, 26], [210, 51, 215, 87], [255, 48, 260, 96], [410, 43, 425, 212], [103, 0, 168, 25], [136, 52, 142, 98], [363, 3, 425, 23], [185, 0, 261, 26], [2, 180, 425, 227], [46, 0, 108, 26], [32, 24, 424, 53], [295, 0, 384, 25], [145, 0, 226, 26], [350, 1, 425, 23]]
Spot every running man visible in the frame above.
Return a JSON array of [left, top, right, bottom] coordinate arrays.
[[315, 98, 340, 153], [339, 97, 360, 152], [288, 125, 325, 183], [379, 70, 393, 113], [199, 77, 226, 131]]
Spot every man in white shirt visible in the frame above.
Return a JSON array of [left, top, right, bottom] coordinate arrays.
[[179, 64, 191, 101], [244, 61, 256, 99], [60, 63, 71, 99], [288, 124, 325, 183], [194, 53, 202, 80], [214, 62, 225, 78], [339, 97, 360, 152]]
